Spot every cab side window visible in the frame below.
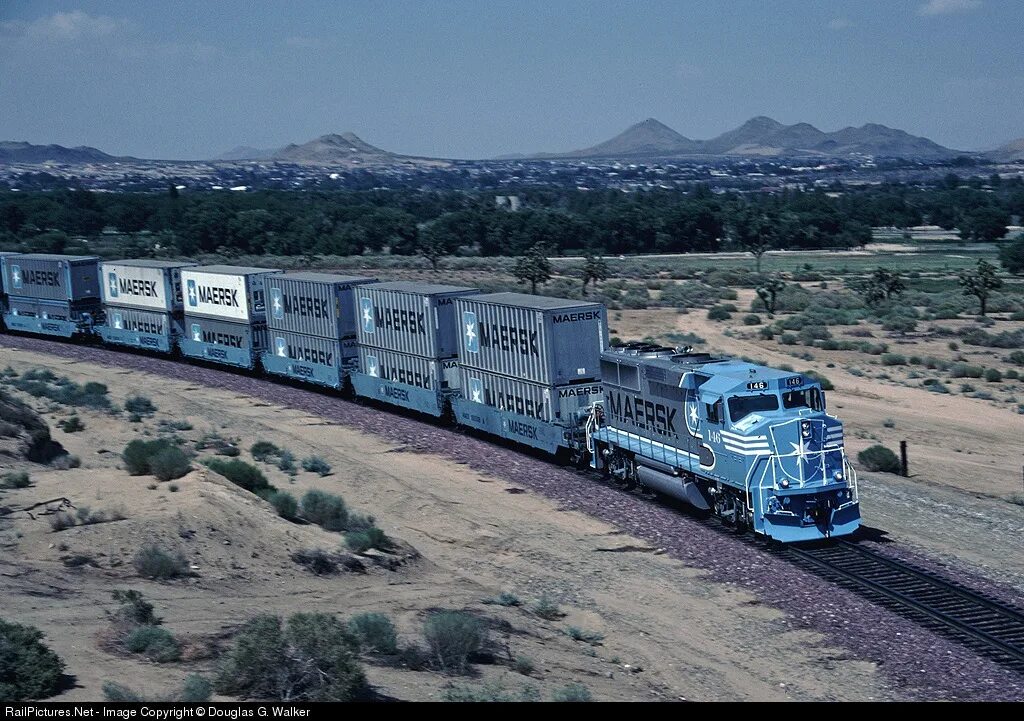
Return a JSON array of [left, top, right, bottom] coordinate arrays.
[[705, 398, 723, 424]]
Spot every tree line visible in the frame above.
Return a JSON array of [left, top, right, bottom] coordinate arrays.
[[0, 174, 1021, 262]]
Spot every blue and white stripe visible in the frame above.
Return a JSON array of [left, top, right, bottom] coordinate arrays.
[[721, 429, 771, 457]]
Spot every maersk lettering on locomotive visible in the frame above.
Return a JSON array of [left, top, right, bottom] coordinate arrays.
[[553, 310, 600, 324], [604, 389, 678, 438], [16, 267, 61, 288], [477, 321, 540, 358], [558, 385, 602, 399]]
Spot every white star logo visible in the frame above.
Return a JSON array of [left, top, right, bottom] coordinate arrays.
[[188, 287, 197, 304], [362, 307, 372, 324], [789, 438, 809, 463], [272, 295, 281, 312], [368, 361, 377, 377], [193, 330, 201, 341], [12, 270, 20, 284], [113, 316, 122, 329], [465, 322, 476, 343], [471, 387, 482, 402], [688, 403, 699, 426]]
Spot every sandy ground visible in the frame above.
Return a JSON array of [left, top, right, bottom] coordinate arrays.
[[0, 348, 891, 702]]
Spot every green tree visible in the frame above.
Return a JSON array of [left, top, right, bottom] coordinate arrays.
[[416, 224, 454, 271], [997, 234, 1024, 275], [513, 243, 553, 294], [859, 268, 905, 306], [958, 259, 1003, 316], [730, 211, 777, 273], [958, 206, 1010, 242], [580, 254, 609, 296], [755, 277, 786, 317]]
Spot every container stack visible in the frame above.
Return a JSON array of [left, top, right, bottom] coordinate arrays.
[[261, 272, 377, 388], [97, 259, 197, 352], [0, 253, 101, 337], [452, 292, 608, 454], [352, 281, 479, 416], [178, 265, 282, 368], [0, 252, 20, 328]]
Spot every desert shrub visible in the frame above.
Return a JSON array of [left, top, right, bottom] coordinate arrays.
[[49, 453, 80, 471], [57, 415, 84, 433], [483, 592, 521, 607], [1006, 369, 1019, 380], [348, 613, 398, 654], [798, 325, 831, 345], [125, 626, 181, 662], [758, 326, 775, 340], [552, 683, 592, 702], [513, 656, 535, 676], [0, 618, 65, 700], [659, 281, 721, 308], [565, 626, 605, 646], [133, 544, 189, 579], [179, 675, 213, 703], [949, 363, 984, 379], [880, 353, 906, 366], [215, 614, 367, 701], [269, 491, 298, 520], [706, 305, 732, 321], [443, 682, 541, 702], [345, 527, 389, 553], [150, 446, 192, 482], [277, 450, 297, 475], [1008, 350, 1024, 366], [111, 590, 160, 627], [779, 332, 799, 346], [928, 382, 951, 394], [124, 395, 156, 416], [103, 675, 213, 703], [858, 445, 900, 474], [48, 512, 75, 532], [423, 611, 485, 674], [250, 441, 280, 461], [301, 455, 332, 476], [531, 594, 563, 620], [960, 327, 1024, 349], [620, 287, 649, 309], [741, 313, 761, 326], [290, 548, 338, 575], [803, 370, 834, 391], [1, 471, 31, 489], [204, 458, 271, 494], [123, 438, 172, 475], [300, 490, 348, 531], [985, 368, 1003, 383], [102, 682, 144, 702]]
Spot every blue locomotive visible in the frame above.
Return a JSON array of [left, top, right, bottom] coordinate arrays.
[[0, 254, 860, 543], [589, 344, 859, 543]]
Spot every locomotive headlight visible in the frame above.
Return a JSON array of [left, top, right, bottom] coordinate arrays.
[[801, 420, 811, 438], [779, 479, 790, 489], [833, 471, 844, 483]]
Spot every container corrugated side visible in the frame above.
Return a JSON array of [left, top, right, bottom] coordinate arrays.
[[456, 296, 606, 385], [100, 261, 194, 312], [183, 314, 269, 353], [3, 255, 100, 302], [267, 274, 376, 338], [267, 330, 352, 368], [355, 284, 478, 359], [180, 267, 281, 323], [458, 366, 603, 424], [357, 347, 460, 392], [105, 307, 174, 336], [0, 252, 20, 295]]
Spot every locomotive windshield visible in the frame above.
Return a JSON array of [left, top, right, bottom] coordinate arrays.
[[782, 388, 823, 411], [728, 393, 779, 423]]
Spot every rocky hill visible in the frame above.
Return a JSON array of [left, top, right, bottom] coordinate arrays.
[[986, 137, 1024, 162], [0, 141, 118, 165]]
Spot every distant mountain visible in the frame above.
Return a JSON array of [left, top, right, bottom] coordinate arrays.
[[272, 132, 400, 165], [0, 141, 118, 164], [536, 116, 959, 159], [215, 145, 278, 161], [985, 137, 1024, 162], [554, 118, 700, 158]]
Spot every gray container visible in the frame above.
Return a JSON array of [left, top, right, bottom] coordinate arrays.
[[2, 254, 100, 302], [100, 259, 197, 312], [266, 272, 377, 338], [357, 346, 459, 392], [179, 265, 282, 323], [456, 293, 607, 385], [105, 306, 174, 336], [355, 281, 479, 359], [0, 252, 20, 295], [459, 366, 603, 424], [268, 329, 356, 367]]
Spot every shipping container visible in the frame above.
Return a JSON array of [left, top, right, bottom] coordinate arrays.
[[179, 314, 269, 369], [261, 329, 358, 389], [98, 307, 182, 353], [1, 254, 100, 302], [354, 281, 479, 359], [455, 293, 607, 385], [100, 259, 197, 312], [0, 252, 19, 296], [453, 366, 603, 454], [350, 346, 460, 416], [266, 272, 377, 339], [4, 296, 101, 337], [179, 265, 282, 323]]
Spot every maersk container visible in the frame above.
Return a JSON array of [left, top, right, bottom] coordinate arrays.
[[0, 252, 20, 295], [456, 293, 607, 386], [179, 314, 269, 369], [354, 281, 479, 359], [350, 346, 460, 416], [2, 254, 100, 302], [266, 272, 377, 339], [179, 265, 282, 323], [98, 307, 182, 353], [100, 259, 197, 312], [4, 296, 101, 337], [261, 330, 358, 389], [457, 366, 603, 424]]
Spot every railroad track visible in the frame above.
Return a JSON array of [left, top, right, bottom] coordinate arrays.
[[783, 541, 1024, 675]]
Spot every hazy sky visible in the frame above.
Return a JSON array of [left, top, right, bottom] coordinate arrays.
[[1, 1, 1021, 159]]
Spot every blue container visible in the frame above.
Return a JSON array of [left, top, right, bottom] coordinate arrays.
[[350, 371, 449, 417], [98, 307, 181, 353], [261, 330, 356, 389], [4, 297, 100, 337], [179, 314, 268, 369]]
